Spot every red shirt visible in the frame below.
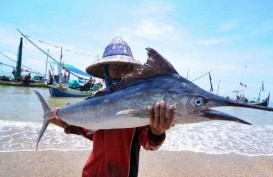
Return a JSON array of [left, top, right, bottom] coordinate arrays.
[[65, 125, 165, 177]]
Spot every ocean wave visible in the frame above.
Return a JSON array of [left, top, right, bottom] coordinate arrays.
[[161, 122, 273, 156], [1, 119, 273, 156]]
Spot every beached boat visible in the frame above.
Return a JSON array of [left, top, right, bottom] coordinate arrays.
[[0, 38, 46, 88], [0, 80, 47, 88]]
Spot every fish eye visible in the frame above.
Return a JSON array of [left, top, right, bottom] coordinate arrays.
[[194, 97, 204, 107]]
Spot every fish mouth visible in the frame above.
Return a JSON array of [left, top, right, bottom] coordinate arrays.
[[198, 109, 251, 125], [194, 94, 273, 125]]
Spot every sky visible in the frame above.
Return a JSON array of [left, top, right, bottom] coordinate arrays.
[[0, 0, 272, 100]]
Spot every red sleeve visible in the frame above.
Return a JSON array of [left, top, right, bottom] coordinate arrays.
[[64, 125, 93, 141], [137, 125, 166, 151]]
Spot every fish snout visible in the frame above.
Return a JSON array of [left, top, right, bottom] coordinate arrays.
[[198, 109, 251, 125]]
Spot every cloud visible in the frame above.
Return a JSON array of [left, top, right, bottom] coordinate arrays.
[[123, 1, 188, 44], [198, 37, 232, 46], [131, 19, 174, 39], [219, 23, 237, 32], [132, 1, 173, 18], [0, 24, 22, 48], [197, 22, 239, 46]]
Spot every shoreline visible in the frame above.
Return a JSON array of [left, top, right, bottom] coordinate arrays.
[[1, 150, 273, 177]]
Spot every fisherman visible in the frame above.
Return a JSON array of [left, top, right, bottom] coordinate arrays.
[[47, 37, 174, 177]]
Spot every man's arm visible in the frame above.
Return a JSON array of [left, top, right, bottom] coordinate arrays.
[[48, 108, 93, 140]]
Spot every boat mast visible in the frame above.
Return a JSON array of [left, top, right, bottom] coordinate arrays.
[[15, 37, 23, 81], [44, 49, 49, 80], [258, 88, 261, 102], [257, 81, 264, 102], [17, 29, 62, 80], [236, 65, 247, 97], [58, 47, 63, 83], [209, 72, 213, 92], [216, 80, 221, 95]]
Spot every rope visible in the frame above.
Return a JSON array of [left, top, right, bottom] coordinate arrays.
[[18, 29, 93, 79], [17, 29, 61, 65], [0, 62, 15, 68], [0, 62, 3, 76], [0, 52, 41, 73], [191, 71, 211, 82], [25, 34, 94, 57], [0, 52, 17, 63]]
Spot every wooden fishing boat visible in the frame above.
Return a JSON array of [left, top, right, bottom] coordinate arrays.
[[250, 99, 269, 106], [48, 84, 102, 97], [237, 93, 270, 107], [0, 38, 46, 88]]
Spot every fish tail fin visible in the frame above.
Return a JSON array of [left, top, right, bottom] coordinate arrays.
[[33, 90, 51, 151]]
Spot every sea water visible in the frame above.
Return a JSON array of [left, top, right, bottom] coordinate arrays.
[[0, 85, 273, 156]]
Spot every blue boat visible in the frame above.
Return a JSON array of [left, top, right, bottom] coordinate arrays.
[[47, 61, 104, 97], [49, 85, 91, 97], [48, 83, 102, 97]]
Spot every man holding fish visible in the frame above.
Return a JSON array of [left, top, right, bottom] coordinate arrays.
[[35, 35, 273, 177], [47, 37, 175, 177]]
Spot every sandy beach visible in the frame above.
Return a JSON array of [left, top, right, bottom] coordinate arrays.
[[1, 150, 273, 177]]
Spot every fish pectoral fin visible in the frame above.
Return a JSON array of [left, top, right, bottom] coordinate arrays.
[[116, 109, 148, 118]]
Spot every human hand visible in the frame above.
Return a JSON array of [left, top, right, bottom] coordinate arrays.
[[47, 108, 68, 129], [148, 101, 174, 135]]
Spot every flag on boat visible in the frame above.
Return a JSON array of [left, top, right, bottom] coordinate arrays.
[[240, 82, 247, 88]]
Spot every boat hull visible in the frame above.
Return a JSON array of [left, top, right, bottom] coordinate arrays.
[[250, 99, 269, 107], [0, 80, 47, 88], [49, 86, 93, 97]]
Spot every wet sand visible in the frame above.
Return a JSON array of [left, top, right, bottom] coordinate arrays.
[[1, 150, 273, 177]]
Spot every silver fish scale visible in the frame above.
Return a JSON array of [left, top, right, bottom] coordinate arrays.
[[56, 75, 186, 130]]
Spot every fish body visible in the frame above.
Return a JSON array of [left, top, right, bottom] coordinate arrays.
[[34, 48, 273, 150], [56, 74, 210, 130]]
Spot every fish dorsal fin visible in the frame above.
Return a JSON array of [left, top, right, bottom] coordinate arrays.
[[111, 48, 178, 91]]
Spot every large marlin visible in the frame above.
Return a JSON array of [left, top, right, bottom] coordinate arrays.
[[34, 48, 273, 150]]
